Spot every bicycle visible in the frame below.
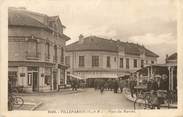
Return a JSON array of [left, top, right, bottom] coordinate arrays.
[[8, 93, 24, 110]]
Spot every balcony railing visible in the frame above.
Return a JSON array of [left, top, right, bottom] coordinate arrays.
[[26, 51, 41, 60], [45, 54, 50, 61], [53, 56, 57, 62]]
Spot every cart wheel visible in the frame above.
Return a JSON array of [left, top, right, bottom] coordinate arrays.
[[13, 97, 24, 108]]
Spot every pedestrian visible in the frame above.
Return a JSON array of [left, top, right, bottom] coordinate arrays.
[[159, 74, 169, 91], [94, 79, 98, 90], [147, 79, 153, 91], [104, 81, 108, 91], [107, 79, 112, 91], [113, 79, 119, 93], [151, 79, 158, 91], [150, 90, 160, 109], [129, 78, 136, 98], [100, 79, 105, 94], [119, 79, 125, 93], [159, 74, 169, 104]]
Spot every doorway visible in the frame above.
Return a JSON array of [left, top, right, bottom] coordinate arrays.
[[27, 67, 39, 92], [32, 72, 39, 91], [53, 71, 57, 90]]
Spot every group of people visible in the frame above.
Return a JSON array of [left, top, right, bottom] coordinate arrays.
[[70, 78, 79, 91], [147, 74, 169, 91], [129, 74, 174, 109], [129, 74, 170, 97], [93, 79, 127, 94]]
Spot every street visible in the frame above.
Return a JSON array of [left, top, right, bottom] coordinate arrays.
[[21, 88, 134, 111]]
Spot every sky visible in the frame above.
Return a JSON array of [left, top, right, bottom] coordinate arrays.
[[7, 0, 177, 63]]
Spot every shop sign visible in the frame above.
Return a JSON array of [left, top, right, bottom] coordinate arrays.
[[20, 73, 25, 77]]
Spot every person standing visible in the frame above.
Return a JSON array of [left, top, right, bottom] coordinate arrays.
[[151, 79, 158, 91], [100, 79, 105, 94], [129, 78, 136, 98], [113, 79, 119, 93], [119, 79, 125, 93], [160, 74, 169, 91]]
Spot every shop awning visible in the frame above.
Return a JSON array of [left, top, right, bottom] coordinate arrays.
[[86, 74, 118, 79], [68, 74, 84, 80], [58, 64, 69, 69]]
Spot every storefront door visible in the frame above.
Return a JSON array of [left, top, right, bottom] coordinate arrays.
[[53, 71, 57, 90], [32, 72, 39, 91]]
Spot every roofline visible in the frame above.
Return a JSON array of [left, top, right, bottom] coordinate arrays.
[[66, 36, 159, 57], [9, 25, 70, 41], [65, 49, 118, 53], [9, 8, 69, 40]]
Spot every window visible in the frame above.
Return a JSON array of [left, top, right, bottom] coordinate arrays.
[[27, 40, 38, 57], [65, 56, 70, 66], [8, 71, 17, 87], [27, 73, 32, 86], [141, 60, 144, 68], [134, 59, 137, 68], [54, 45, 57, 61], [146, 60, 148, 64], [107, 56, 111, 68], [126, 58, 129, 69], [61, 47, 64, 63], [151, 61, 154, 64], [8, 71, 17, 77], [114, 57, 116, 62], [79, 56, 85, 67], [92, 56, 99, 67], [120, 58, 123, 68], [45, 43, 50, 59]]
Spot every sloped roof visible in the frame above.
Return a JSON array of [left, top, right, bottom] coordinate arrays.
[[8, 7, 70, 41], [167, 53, 177, 60], [8, 8, 46, 28], [66, 36, 118, 52], [66, 36, 159, 57]]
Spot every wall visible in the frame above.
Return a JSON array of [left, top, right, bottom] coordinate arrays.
[[65, 50, 158, 79], [8, 26, 66, 65]]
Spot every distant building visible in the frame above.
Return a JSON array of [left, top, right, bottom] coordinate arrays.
[[65, 35, 159, 87], [135, 52, 177, 91], [8, 7, 70, 92], [166, 53, 177, 64]]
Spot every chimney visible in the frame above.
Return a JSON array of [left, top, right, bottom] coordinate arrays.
[[78, 34, 84, 43], [165, 54, 169, 63]]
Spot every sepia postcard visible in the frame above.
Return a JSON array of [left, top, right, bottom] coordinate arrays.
[[0, 0, 183, 117]]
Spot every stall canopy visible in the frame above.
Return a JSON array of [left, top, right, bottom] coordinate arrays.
[[68, 74, 84, 80], [135, 63, 177, 91]]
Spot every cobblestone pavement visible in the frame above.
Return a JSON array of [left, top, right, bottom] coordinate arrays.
[[21, 88, 134, 111]]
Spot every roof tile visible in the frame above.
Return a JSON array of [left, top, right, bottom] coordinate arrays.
[[66, 36, 159, 57]]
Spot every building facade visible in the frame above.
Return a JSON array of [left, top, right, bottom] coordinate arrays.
[[65, 35, 159, 86], [8, 7, 70, 92]]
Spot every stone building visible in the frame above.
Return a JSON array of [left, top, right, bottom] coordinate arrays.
[[65, 35, 159, 87], [8, 7, 70, 92]]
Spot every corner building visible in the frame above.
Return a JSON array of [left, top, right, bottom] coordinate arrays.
[[8, 8, 70, 92], [65, 36, 159, 87]]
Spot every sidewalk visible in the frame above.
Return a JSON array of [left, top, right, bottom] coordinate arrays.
[[123, 88, 177, 109], [18, 88, 85, 96], [13, 88, 85, 111]]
